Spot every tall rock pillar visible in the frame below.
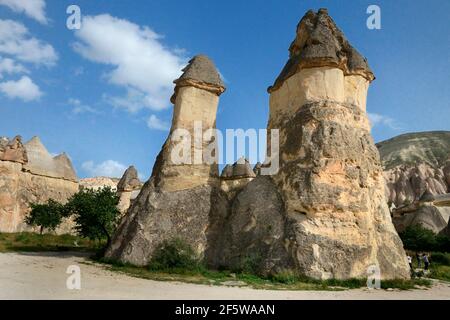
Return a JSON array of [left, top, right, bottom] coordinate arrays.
[[152, 55, 225, 192], [105, 55, 228, 266], [267, 9, 410, 279]]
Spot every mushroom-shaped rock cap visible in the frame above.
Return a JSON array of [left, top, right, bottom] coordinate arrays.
[[117, 165, 142, 192], [221, 157, 256, 179], [171, 55, 225, 103], [420, 190, 436, 203], [268, 8, 374, 93]]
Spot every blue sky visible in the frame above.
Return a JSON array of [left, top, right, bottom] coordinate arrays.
[[0, 0, 449, 179]]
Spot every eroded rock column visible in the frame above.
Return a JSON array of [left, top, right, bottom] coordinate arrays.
[[267, 9, 410, 279], [105, 55, 228, 266]]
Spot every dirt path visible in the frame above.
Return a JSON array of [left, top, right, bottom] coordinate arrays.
[[1, 252, 449, 300]]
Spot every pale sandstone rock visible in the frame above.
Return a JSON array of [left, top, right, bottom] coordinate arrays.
[[393, 205, 450, 234], [79, 177, 119, 191], [219, 158, 256, 198], [117, 166, 142, 214], [0, 136, 27, 164], [251, 9, 407, 279], [23, 136, 77, 182], [106, 10, 410, 280], [105, 55, 226, 264], [0, 136, 78, 233]]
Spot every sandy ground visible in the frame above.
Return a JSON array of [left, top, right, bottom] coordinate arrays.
[[1, 252, 450, 300]]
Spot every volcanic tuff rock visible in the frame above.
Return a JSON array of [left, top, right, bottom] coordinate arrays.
[[258, 8, 409, 279], [378, 131, 450, 234], [105, 10, 410, 280], [378, 132, 450, 207], [116, 166, 142, 214], [105, 55, 227, 264], [0, 136, 78, 233], [79, 177, 119, 191], [0, 136, 27, 163]]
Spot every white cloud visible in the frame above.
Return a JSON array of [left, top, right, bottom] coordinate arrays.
[[0, 0, 48, 24], [368, 112, 400, 130], [0, 56, 28, 78], [82, 160, 127, 178], [147, 114, 170, 131], [0, 19, 57, 66], [73, 14, 185, 112], [0, 75, 42, 101], [68, 98, 98, 114]]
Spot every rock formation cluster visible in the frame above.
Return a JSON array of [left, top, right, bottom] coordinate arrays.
[[105, 9, 410, 280], [377, 131, 450, 234], [0, 136, 78, 233]]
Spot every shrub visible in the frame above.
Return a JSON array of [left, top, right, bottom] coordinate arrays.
[[65, 187, 120, 247], [238, 253, 263, 274], [399, 225, 439, 252], [25, 199, 66, 234], [148, 238, 201, 272], [431, 252, 450, 266]]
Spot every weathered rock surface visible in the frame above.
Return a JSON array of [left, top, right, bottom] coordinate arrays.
[[378, 132, 450, 208], [393, 205, 450, 234], [0, 136, 78, 233], [0, 136, 27, 163], [219, 158, 256, 197], [251, 8, 408, 279], [116, 166, 142, 214], [106, 10, 410, 280], [79, 177, 119, 191], [117, 166, 142, 192], [105, 55, 226, 264], [23, 137, 77, 182], [213, 176, 291, 274], [378, 131, 450, 233]]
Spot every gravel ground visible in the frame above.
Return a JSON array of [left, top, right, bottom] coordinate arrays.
[[1, 252, 450, 300]]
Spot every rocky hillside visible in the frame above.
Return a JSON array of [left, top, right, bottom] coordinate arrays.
[[377, 131, 450, 234], [377, 131, 450, 170], [377, 131, 450, 208]]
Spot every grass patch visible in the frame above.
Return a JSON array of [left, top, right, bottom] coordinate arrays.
[[430, 265, 450, 282], [0, 232, 102, 252], [94, 257, 432, 291]]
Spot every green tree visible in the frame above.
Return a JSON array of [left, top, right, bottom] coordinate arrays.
[[25, 199, 65, 234], [65, 187, 120, 247], [399, 225, 438, 252]]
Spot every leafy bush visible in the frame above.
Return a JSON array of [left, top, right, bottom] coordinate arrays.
[[25, 199, 66, 234], [148, 238, 201, 272], [235, 253, 263, 275], [65, 187, 120, 246], [400, 225, 436, 251], [399, 225, 448, 252], [430, 252, 450, 266]]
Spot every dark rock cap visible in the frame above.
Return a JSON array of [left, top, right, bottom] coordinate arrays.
[[171, 55, 226, 103], [268, 8, 375, 93], [221, 157, 256, 179], [117, 165, 142, 191], [419, 190, 436, 203]]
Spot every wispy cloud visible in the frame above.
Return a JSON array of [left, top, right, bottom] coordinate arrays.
[[73, 14, 186, 112], [368, 112, 401, 130], [0, 56, 28, 78], [146, 114, 170, 131], [82, 160, 127, 178], [0, 0, 48, 24], [68, 98, 98, 115]]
